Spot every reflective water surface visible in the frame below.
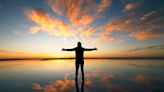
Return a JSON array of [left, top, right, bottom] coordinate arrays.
[[0, 59, 164, 92]]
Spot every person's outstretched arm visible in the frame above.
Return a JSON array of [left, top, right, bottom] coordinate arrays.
[[84, 48, 97, 51], [62, 48, 75, 51]]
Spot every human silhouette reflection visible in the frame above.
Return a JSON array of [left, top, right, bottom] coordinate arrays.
[[75, 79, 84, 92], [62, 42, 97, 80]]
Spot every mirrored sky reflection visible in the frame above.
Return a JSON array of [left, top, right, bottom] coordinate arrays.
[[0, 0, 164, 58], [0, 59, 164, 92]]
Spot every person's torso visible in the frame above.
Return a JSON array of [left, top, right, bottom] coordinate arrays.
[[75, 47, 84, 61]]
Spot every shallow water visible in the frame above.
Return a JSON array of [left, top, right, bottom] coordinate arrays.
[[0, 59, 164, 92]]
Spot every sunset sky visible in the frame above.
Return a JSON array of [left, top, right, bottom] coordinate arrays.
[[0, 0, 164, 58]]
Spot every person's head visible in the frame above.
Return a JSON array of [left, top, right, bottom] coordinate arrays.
[[77, 42, 81, 47]]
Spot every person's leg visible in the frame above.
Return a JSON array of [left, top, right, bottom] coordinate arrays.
[[75, 62, 79, 80], [81, 79, 84, 92], [75, 79, 79, 92], [80, 63, 84, 80]]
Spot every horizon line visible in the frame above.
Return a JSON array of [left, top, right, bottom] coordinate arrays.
[[0, 57, 164, 61]]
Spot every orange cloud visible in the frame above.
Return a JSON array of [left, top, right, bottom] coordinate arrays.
[[30, 26, 40, 34], [133, 74, 162, 83], [85, 79, 93, 86], [26, 8, 76, 36], [44, 85, 57, 92], [47, 0, 112, 26], [100, 10, 164, 41], [0, 50, 27, 58], [25, 1, 114, 43], [101, 33, 114, 41], [134, 75, 150, 82], [79, 15, 93, 25], [32, 74, 75, 92], [26, 8, 55, 29], [100, 74, 114, 81], [100, 18, 132, 41], [32, 70, 118, 92], [104, 20, 131, 31], [48, 0, 94, 26], [96, 0, 112, 12], [54, 80, 74, 92], [124, 3, 136, 12], [81, 28, 95, 36], [85, 69, 114, 82], [24, 0, 163, 44], [79, 27, 101, 43], [70, 15, 94, 26], [33, 83, 43, 90], [131, 31, 159, 40]]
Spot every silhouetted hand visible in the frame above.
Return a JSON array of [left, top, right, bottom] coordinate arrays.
[[62, 48, 65, 51]]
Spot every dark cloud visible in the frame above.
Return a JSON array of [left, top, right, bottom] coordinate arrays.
[[128, 63, 164, 70], [125, 45, 164, 52]]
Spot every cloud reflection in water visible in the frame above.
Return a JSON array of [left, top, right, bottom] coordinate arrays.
[[32, 69, 164, 92]]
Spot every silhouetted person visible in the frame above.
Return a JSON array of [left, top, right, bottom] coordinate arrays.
[[62, 42, 97, 80], [75, 79, 84, 92]]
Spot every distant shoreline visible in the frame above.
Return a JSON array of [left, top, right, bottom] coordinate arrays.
[[0, 57, 164, 61]]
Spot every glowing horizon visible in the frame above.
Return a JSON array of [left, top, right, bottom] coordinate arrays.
[[0, 0, 164, 58]]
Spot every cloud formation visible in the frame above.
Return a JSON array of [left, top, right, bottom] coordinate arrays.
[[133, 74, 163, 83], [96, 0, 112, 12], [125, 45, 164, 52], [25, 0, 164, 43], [140, 11, 156, 21], [131, 31, 160, 40], [128, 63, 164, 70], [25, 0, 113, 43], [124, 3, 137, 12], [32, 74, 75, 92], [100, 17, 132, 41], [102, 8, 164, 40], [26, 8, 76, 36], [33, 83, 43, 90], [47, 0, 111, 26], [32, 70, 116, 92], [32, 69, 164, 92]]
